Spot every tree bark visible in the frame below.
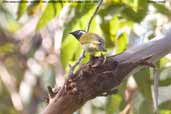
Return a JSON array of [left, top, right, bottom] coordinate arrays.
[[41, 31, 171, 114]]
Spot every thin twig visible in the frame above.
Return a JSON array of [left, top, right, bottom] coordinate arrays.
[[86, 0, 103, 32], [68, 50, 85, 78], [136, 58, 159, 113], [153, 66, 159, 114], [141, 63, 159, 113]]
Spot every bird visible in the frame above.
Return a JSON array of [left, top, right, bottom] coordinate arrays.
[[70, 30, 106, 56]]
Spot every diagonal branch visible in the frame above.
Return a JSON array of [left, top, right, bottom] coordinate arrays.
[[0, 63, 24, 112], [41, 31, 171, 114]]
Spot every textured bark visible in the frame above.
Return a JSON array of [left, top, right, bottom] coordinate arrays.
[[41, 31, 171, 114]]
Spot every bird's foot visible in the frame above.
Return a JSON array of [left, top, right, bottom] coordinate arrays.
[[100, 53, 107, 64], [87, 55, 97, 66]]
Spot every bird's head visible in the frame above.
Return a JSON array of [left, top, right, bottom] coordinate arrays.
[[70, 30, 86, 40]]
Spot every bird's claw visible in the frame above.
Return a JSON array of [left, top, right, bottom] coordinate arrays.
[[100, 53, 106, 64]]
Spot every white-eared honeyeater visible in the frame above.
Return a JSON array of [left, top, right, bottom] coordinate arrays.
[[70, 30, 106, 55]]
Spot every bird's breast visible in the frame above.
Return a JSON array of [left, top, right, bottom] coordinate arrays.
[[82, 43, 97, 52]]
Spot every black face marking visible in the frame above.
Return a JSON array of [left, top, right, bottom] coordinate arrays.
[[70, 30, 86, 40]]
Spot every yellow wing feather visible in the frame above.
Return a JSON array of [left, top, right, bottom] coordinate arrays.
[[80, 33, 101, 44], [79, 33, 105, 53]]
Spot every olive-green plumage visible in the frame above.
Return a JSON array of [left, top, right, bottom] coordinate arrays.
[[70, 30, 106, 55]]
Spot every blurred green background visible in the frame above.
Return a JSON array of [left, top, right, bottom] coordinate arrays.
[[0, 0, 171, 114]]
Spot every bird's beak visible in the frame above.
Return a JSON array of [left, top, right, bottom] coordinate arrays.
[[69, 30, 85, 40], [69, 32, 74, 35], [70, 31, 78, 39]]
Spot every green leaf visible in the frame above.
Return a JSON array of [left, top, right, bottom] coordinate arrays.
[[63, 4, 95, 40], [100, 20, 114, 48], [53, 0, 63, 16], [99, 0, 148, 23], [36, 0, 62, 30], [116, 32, 127, 53], [160, 57, 170, 68], [158, 67, 171, 86], [60, 36, 81, 68], [0, 42, 17, 56], [160, 101, 171, 111], [160, 109, 171, 114], [61, 4, 96, 67], [99, 3, 124, 17], [17, 0, 27, 20], [105, 95, 122, 114], [137, 0, 148, 19], [153, 3, 171, 18], [60, 34, 89, 68], [134, 68, 153, 100], [27, 0, 42, 16], [139, 99, 153, 114], [133, 93, 153, 114], [121, 0, 148, 22]]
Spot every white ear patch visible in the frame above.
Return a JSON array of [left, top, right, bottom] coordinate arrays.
[[79, 31, 86, 35]]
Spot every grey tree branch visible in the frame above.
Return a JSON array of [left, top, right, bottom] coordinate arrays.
[[41, 31, 171, 114]]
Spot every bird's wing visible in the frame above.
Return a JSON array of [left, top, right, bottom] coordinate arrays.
[[80, 33, 104, 44]]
